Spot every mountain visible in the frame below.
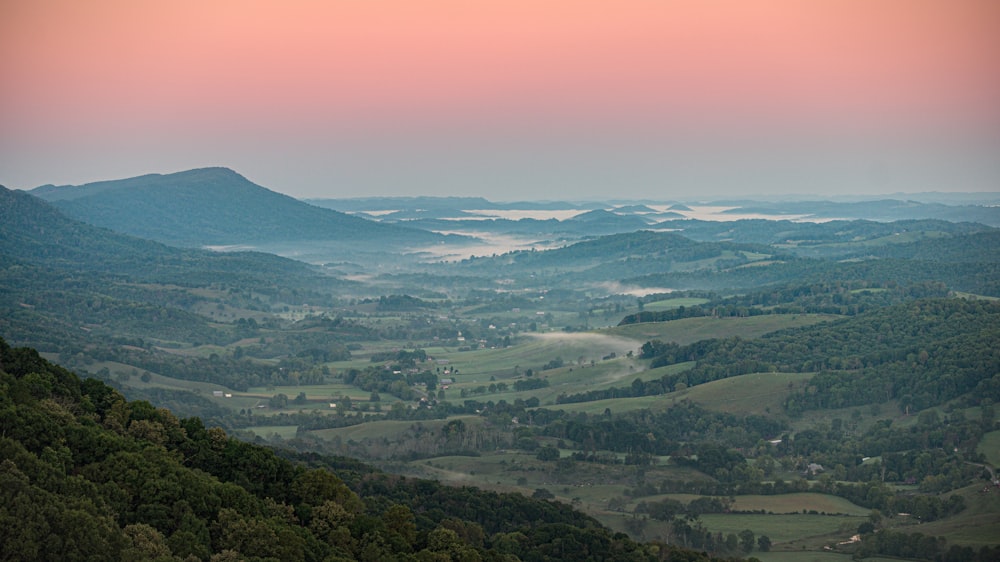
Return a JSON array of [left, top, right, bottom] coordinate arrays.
[[307, 195, 599, 213], [0, 185, 325, 285], [662, 218, 993, 250], [306, 195, 496, 212], [613, 204, 658, 213], [29, 167, 446, 247], [563, 209, 653, 233], [0, 185, 358, 357]]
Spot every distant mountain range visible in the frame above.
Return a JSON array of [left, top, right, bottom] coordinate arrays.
[[306, 196, 605, 212], [29, 168, 448, 248], [718, 199, 1000, 226], [309, 193, 1000, 226]]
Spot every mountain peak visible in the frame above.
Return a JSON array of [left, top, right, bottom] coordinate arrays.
[[27, 168, 444, 247], [168, 166, 246, 181]]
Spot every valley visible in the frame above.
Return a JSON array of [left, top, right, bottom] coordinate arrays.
[[2, 170, 1000, 561]]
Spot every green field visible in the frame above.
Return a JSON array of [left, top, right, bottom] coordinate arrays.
[[543, 370, 814, 417], [642, 297, 711, 311], [676, 372, 813, 415], [246, 425, 299, 440], [910, 484, 1000, 547], [440, 331, 639, 378], [602, 314, 838, 346], [311, 415, 484, 442], [438, 358, 693, 411], [538, 394, 675, 415], [729, 493, 870, 516], [242, 383, 380, 401], [752, 553, 898, 562], [699, 513, 864, 544], [978, 430, 1000, 468], [621, 492, 868, 520]]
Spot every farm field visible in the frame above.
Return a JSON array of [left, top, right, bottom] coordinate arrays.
[[675, 371, 813, 415], [603, 314, 838, 346], [241, 383, 379, 402], [728, 493, 871, 516], [698, 513, 864, 545], [907, 484, 1000, 548], [246, 424, 299, 440], [642, 297, 711, 311], [753, 553, 899, 562], [311, 415, 485, 442], [978, 430, 1000, 468], [539, 394, 675, 415]]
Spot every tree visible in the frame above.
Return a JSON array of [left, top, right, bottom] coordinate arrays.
[[292, 469, 363, 513], [536, 446, 560, 462], [532, 488, 554, 500], [739, 529, 755, 553], [383, 504, 417, 544], [757, 534, 771, 552], [122, 523, 171, 560]]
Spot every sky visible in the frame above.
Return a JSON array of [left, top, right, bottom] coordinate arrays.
[[2, 0, 998, 200]]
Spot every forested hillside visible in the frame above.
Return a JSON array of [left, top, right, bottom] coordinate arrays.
[[0, 185, 331, 284], [0, 337, 739, 561]]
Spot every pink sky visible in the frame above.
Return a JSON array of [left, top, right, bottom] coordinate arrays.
[[2, 0, 998, 198]]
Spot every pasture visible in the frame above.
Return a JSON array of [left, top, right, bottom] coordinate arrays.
[[642, 297, 711, 311], [753, 553, 891, 562], [603, 314, 837, 346], [977, 430, 1000, 468], [698, 513, 864, 544], [311, 415, 484, 442], [675, 372, 813, 415], [246, 425, 299, 440], [729, 493, 870, 516], [910, 483, 1000, 548]]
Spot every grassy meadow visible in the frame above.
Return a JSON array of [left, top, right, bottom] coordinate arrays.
[[602, 314, 838, 346], [977, 430, 1000, 468]]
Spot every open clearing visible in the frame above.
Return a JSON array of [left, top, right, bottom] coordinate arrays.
[[699, 513, 864, 544], [675, 372, 813, 415], [978, 430, 1000, 468], [311, 415, 484, 442], [642, 297, 711, 311], [729, 493, 870, 515], [909, 484, 1000, 548], [603, 314, 838, 345]]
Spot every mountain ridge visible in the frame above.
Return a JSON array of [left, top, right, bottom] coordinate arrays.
[[29, 167, 447, 247]]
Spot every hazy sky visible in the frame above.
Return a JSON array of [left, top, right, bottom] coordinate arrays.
[[2, 0, 998, 200]]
